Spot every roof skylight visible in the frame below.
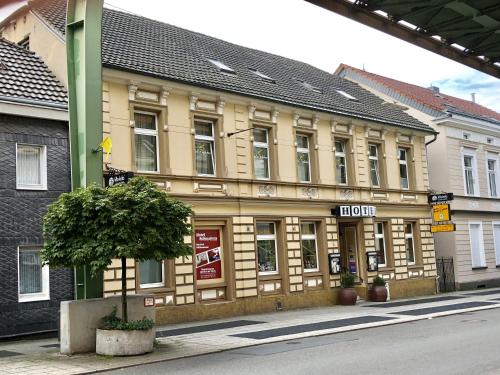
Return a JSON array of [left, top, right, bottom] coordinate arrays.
[[336, 90, 358, 101], [207, 59, 235, 74], [249, 68, 275, 83], [297, 79, 322, 94]]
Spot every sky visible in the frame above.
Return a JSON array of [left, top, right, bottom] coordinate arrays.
[[1, 0, 499, 112]]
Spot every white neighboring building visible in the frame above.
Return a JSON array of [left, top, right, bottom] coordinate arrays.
[[337, 64, 500, 290]]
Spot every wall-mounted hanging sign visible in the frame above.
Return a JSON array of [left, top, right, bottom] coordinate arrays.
[[331, 205, 376, 218], [195, 229, 222, 281], [432, 204, 450, 222], [431, 223, 456, 233], [428, 192, 454, 204], [366, 252, 378, 272], [328, 253, 341, 275]]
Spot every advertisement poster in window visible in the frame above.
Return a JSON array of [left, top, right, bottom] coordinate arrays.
[[195, 229, 222, 281]]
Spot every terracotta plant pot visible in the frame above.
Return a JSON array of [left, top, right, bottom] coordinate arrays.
[[370, 286, 388, 302], [338, 287, 357, 305]]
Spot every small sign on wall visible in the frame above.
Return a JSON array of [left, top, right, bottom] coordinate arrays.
[[328, 253, 341, 275], [366, 252, 378, 272], [144, 297, 154, 307]]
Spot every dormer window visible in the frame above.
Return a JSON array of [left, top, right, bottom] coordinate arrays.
[[207, 59, 235, 74], [249, 68, 275, 83], [336, 90, 358, 101]]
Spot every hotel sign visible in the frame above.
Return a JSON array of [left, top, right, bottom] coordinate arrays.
[[431, 223, 456, 233], [331, 205, 377, 218]]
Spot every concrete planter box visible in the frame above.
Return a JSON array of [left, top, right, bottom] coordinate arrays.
[[96, 328, 155, 356]]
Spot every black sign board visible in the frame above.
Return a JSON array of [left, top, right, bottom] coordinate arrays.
[[104, 171, 134, 187], [366, 252, 378, 272], [328, 253, 341, 275], [428, 192, 454, 204]]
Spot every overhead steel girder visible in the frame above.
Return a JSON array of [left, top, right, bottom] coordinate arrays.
[[305, 0, 500, 78]]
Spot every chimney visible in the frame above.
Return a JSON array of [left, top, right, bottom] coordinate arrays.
[[429, 85, 440, 94], [471, 93, 476, 103]]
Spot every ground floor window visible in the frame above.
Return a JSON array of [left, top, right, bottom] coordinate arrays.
[[493, 222, 500, 266], [301, 222, 319, 272], [256, 222, 278, 275], [139, 259, 165, 288], [469, 222, 486, 268], [374, 222, 387, 267], [404, 222, 415, 265], [18, 247, 50, 302]]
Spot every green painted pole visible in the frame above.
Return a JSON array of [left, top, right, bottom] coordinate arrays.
[[66, 0, 104, 299]]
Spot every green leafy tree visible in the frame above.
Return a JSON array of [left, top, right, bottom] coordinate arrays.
[[42, 177, 193, 322]]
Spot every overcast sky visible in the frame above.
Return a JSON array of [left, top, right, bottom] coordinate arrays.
[[2, 0, 499, 111]]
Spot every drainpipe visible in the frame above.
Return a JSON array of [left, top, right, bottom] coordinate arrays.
[[425, 132, 438, 146]]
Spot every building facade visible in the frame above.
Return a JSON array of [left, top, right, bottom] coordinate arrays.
[[1, 0, 438, 324], [0, 38, 72, 337], [337, 64, 500, 290]]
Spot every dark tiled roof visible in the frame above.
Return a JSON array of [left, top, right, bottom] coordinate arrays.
[[0, 38, 67, 107], [30, 0, 432, 132], [337, 64, 500, 123]]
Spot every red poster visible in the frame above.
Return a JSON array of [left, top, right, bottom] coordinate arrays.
[[195, 229, 222, 281]]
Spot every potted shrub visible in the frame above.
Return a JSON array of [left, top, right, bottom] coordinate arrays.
[[370, 276, 388, 302], [42, 177, 193, 356], [338, 272, 357, 305]]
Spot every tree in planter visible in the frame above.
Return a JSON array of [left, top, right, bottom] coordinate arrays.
[[42, 177, 193, 323]]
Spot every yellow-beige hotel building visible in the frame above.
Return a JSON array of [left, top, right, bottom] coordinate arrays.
[[2, 0, 438, 323]]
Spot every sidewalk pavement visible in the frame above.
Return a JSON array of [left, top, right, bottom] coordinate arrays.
[[2, 288, 500, 374]]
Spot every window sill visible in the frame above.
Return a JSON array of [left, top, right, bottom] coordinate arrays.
[[259, 273, 281, 281], [19, 294, 50, 303], [304, 270, 322, 276], [16, 186, 47, 191], [472, 266, 488, 270], [407, 265, 423, 269], [137, 286, 173, 293]]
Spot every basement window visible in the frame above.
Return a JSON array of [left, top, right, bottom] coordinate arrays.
[[207, 59, 235, 74], [249, 68, 275, 83], [336, 90, 358, 101]]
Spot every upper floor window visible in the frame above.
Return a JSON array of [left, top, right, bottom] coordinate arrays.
[[253, 128, 270, 180], [335, 139, 347, 185], [398, 148, 409, 189], [16, 144, 47, 190], [18, 247, 50, 302], [194, 119, 216, 176], [134, 112, 159, 172], [256, 222, 278, 275], [488, 156, 498, 197], [139, 259, 164, 288], [404, 222, 415, 266], [301, 222, 318, 272], [296, 134, 311, 183], [368, 144, 380, 187], [463, 152, 478, 196], [374, 222, 387, 267]]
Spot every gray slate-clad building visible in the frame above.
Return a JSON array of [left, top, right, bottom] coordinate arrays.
[[0, 38, 72, 337]]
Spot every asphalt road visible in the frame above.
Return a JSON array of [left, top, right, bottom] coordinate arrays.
[[104, 308, 500, 375]]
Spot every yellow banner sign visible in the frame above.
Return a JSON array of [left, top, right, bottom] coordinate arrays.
[[431, 224, 456, 233], [432, 204, 450, 222]]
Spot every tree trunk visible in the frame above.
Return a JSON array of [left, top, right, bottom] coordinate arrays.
[[121, 256, 128, 323]]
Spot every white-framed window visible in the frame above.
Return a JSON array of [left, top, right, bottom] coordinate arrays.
[[194, 119, 216, 176], [18, 247, 50, 302], [301, 222, 318, 272], [256, 222, 278, 275], [374, 222, 387, 267], [469, 222, 486, 268], [368, 143, 380, 187], [253, 128, 270, 180], [398, 148, 409, 189], [492, 222, 500, 266], [487, 155, 498, 197], [139, 259, 165, 288], [296, 134, 311, 182], [16, 144, 47, 190], [463, 150, 479, 196], [404, 222, 415, 265], [335, 139, 347, 185], [134, 111, 159, 172]]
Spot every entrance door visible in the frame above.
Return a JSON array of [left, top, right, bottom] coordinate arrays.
[[339, 224, 360, 279]]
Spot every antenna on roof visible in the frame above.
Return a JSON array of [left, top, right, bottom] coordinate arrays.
[[362, 63, 366, 71], [471, 93, 476, 103]]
